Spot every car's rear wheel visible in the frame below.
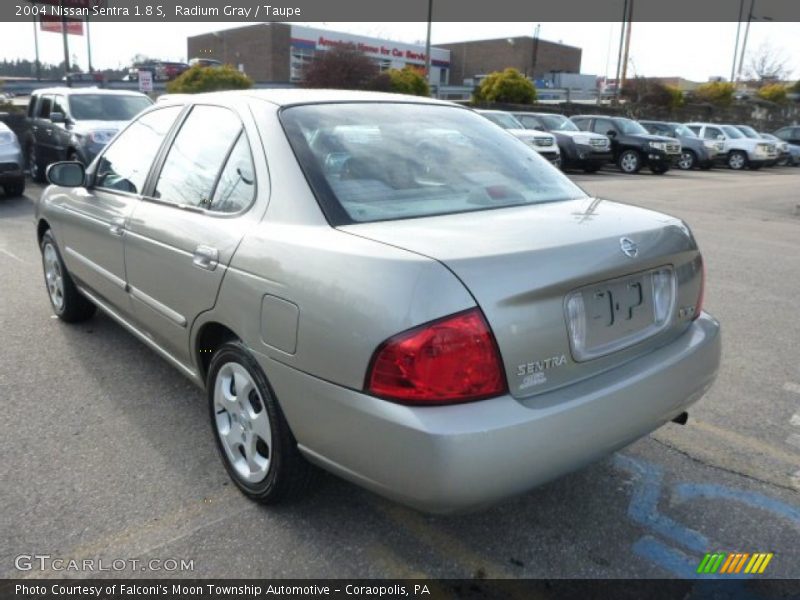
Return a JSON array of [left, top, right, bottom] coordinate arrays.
[[727, 151, 747, 170], [618, 149, 641, 174], [28, 144, 46, 183], [40, 230, 96, 322], [677, 150, 696, 170], [3, 179, 25, 197], [208, 341, 316, 504]]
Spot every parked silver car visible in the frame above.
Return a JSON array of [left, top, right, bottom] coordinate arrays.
[[476, 109, 562, 167], [0, 121, 25, 197], [35, 90, 720, 513]]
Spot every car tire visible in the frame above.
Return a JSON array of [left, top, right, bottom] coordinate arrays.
[[677, 150, 696, 170], [727, 151, 747, 170], [3, 179, 25, 197], [649, 165, 670, 175], [617, 149, 641, 174], [28, 144, 47, 183], [40, 230, 96, 322], [208, 341, 317, 505]]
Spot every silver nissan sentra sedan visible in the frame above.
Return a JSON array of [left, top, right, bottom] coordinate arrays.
[[35, 90, 720, 513]]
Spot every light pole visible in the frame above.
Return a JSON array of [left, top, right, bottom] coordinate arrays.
[[730, 0, 745, 82], [424, 0, 432, 84], [735, 0, 772, 82]]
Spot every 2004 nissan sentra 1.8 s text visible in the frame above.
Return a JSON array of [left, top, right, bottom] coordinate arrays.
[[35, 90, 720, 513]]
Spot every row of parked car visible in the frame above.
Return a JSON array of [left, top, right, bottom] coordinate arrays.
[[477, 109, 800, 175], [2, 88, 799, 199]]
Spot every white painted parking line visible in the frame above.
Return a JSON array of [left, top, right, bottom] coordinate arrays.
[[784, 382, 800, 395], [0, 247, 25, 263]]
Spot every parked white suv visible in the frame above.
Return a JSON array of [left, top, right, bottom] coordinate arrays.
[[686, 122, 774, 170], [478, 110, 562, 167]]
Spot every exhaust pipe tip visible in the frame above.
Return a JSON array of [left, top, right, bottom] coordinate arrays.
[[671, 411, 689, 425]]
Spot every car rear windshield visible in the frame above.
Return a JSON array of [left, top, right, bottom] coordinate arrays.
[[280, 103, 587, 225], [68, 94, 152, 121]]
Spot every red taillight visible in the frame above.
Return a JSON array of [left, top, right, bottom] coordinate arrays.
[[693, 255, 705, 320], [366, 308, 507, 405]]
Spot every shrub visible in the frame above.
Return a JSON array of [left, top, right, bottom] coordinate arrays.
[[757, 83, 789, 104], [384, 67, 430, 96], [166, 64, 253, 94], [689, 82, 735, 107], [474, 68, 537, 104]]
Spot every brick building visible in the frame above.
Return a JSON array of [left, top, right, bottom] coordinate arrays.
[[438, 36, 582, 86]]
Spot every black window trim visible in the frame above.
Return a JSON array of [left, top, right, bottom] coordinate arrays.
[[141, 102, 257, 218]]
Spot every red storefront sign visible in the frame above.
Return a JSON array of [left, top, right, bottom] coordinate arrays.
[[40, 15, 84, 36]]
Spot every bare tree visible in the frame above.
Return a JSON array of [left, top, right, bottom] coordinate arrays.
[[745, 41, 792, 84]]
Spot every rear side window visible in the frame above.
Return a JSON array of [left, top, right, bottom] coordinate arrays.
[[96, 106, 182, 194], [209, 134, 256, 213], [153, 105, 245, 210]]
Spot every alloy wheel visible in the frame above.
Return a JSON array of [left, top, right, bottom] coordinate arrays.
[[678, 151, 695, 170], [43, 242, 64, 311], [728, 153, 746, 170], [213, 362, 272, 483]]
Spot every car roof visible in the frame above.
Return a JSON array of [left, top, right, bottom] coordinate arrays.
[[32, 87, 149, 97], [156, 89, 458, 109], [571, 115, 622, 119]]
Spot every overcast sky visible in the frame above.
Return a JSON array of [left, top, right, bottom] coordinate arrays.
[[0, 21, 797, 81]]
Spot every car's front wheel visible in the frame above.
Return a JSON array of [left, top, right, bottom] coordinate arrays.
[[208, 341, 316, 504], [727, 151, 747, 170], [40, 230, 96, 322], [617, 149, 641, 174], [677, 150, 696, 170]]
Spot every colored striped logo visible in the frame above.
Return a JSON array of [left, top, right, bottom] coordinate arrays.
[[697, 552, 774, 574]]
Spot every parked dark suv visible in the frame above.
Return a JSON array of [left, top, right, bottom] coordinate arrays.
[[773, 126, 800, 146], [512, 112, 612, 172], [24, 87, 152, 182], [639, 120, 722, 170], [571, 115, 681, 175]]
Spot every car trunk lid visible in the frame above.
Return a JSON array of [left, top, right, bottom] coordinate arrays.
[[340, 197, 703, 399]]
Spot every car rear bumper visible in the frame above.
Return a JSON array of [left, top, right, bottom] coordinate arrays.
[[262, 312, 720, 514]]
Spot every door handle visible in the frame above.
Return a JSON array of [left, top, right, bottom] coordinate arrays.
[[192, 245, 219, 271], [109, 218, 126, 236]]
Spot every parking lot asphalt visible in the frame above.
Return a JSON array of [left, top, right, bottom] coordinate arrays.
[[1, 168, 799, 580]]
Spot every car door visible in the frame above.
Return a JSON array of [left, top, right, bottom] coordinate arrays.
[[50, 94, 70, 160], [33, 94, 55, 164], [57, 106, 183, 313], [702, 126, 724, 146], [123, 103, 260, 365]]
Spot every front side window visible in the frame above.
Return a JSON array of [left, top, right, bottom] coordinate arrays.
[[52, 95, 67, 117], [517, 115, 546, 130], [37, 95, 53, 119], [673, 124, 697, 138], [572, 118, 590, 131], [281, 103, 587, 225], [592, 118, 616, 135], [154, 105, 244, 209], [539, 114, 579, 132], [616, 118, 648, 135], [95, 106, 182, 194], [704, 127, 722, 140]]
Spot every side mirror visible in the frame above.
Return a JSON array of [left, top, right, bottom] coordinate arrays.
[[47, 161, 85, 187], [50, 112, 66, 124], [606, 130, 617, 137]]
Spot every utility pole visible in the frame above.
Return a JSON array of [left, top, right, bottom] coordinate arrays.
[[614, 0, 628, 102], [736, 0, 755, 82], [33, 16, 41, 80], [86, 17, 93, 72], [60, 0, 71, 84], [424, 0, 433, 84], [731, 0, 745, 81], [531, 23, 540, 81], [620, 0, 634, 92]]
